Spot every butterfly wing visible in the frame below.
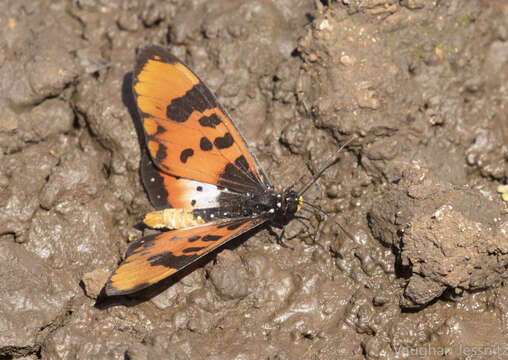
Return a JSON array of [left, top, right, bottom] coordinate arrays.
[[133, 45, 271, 194], [105, 217, 264, 296]]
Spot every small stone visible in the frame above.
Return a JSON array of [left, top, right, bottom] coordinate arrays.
[[340, 55, 356, 66], [82, 268, 110, 299], [355, 82, 379, 109], [400, 0, 426, 9], [403, 275, 446, 306]]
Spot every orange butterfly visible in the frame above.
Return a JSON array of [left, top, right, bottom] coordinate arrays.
[[105, 45, 349, 296]]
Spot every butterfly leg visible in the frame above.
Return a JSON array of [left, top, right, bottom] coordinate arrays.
[[266, 225, 294, 250], [277, 227, 294, 250], [294, 215, 320, 243]]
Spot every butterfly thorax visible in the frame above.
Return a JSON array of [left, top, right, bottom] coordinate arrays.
[[274, 189, 303, 218], [242, 188, 302, 219]]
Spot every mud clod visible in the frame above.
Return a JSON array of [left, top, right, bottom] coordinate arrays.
[[370, 166, 507, 308]]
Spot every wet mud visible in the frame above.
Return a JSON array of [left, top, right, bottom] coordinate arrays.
[[1, 0, 507, 359]]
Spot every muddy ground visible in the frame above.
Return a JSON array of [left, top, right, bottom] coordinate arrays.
[[1, 0, 508, 359]]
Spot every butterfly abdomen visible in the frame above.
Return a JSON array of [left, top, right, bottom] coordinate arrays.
[[144, 208, 206, 229]]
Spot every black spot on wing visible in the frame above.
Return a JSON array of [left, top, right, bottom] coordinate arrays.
[[147, 251, 199, 270], [202, 234, 222, 242], [198, 113, 221, 128], [188, 235, 201, 242], [200, 137, 213, 151], [227, 222, 244, 230], [155, 143, 168, 165], [234, 155, 249, 171], [165, 101, 188, 123], [218, 163, 258, 187], [125, 233, 158, 258], [156, 125, 166, 134], [180, 148, 194, 163], [214, 132, 234, 149], [182, 246, 207, 254], [165, 84, 210, 123]]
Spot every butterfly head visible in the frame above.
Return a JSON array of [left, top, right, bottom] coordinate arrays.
[[280, 189, 303, 216]]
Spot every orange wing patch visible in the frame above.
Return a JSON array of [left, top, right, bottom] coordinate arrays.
[[133, 46, 269, 193], [105, 218, 262, 295]]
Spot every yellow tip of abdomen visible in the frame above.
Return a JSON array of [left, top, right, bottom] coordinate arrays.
[[144, 211, 165, 229], [144, 208, 205, 229]]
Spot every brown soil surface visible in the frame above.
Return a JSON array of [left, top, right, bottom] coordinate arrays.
[[1, 1, 507, 359]]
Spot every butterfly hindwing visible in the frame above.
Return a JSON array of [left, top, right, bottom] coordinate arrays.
[[105, 218, 264, 295], [133, 45, 271, 193]]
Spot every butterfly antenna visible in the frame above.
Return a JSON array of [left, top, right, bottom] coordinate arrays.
[[301, 205, 355, 242], [302, 200, 328, 217], [297, 136, 355, 196]]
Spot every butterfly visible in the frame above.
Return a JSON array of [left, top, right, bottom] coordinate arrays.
[[105, 45, 350, 296]]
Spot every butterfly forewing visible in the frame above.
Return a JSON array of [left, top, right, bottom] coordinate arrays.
[[133, 45, 271, 194]]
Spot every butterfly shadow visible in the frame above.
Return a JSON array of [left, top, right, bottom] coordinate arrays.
[[94, 224, 266, 308]]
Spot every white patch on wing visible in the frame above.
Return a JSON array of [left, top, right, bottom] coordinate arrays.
[[179, 179, 225, 208]]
